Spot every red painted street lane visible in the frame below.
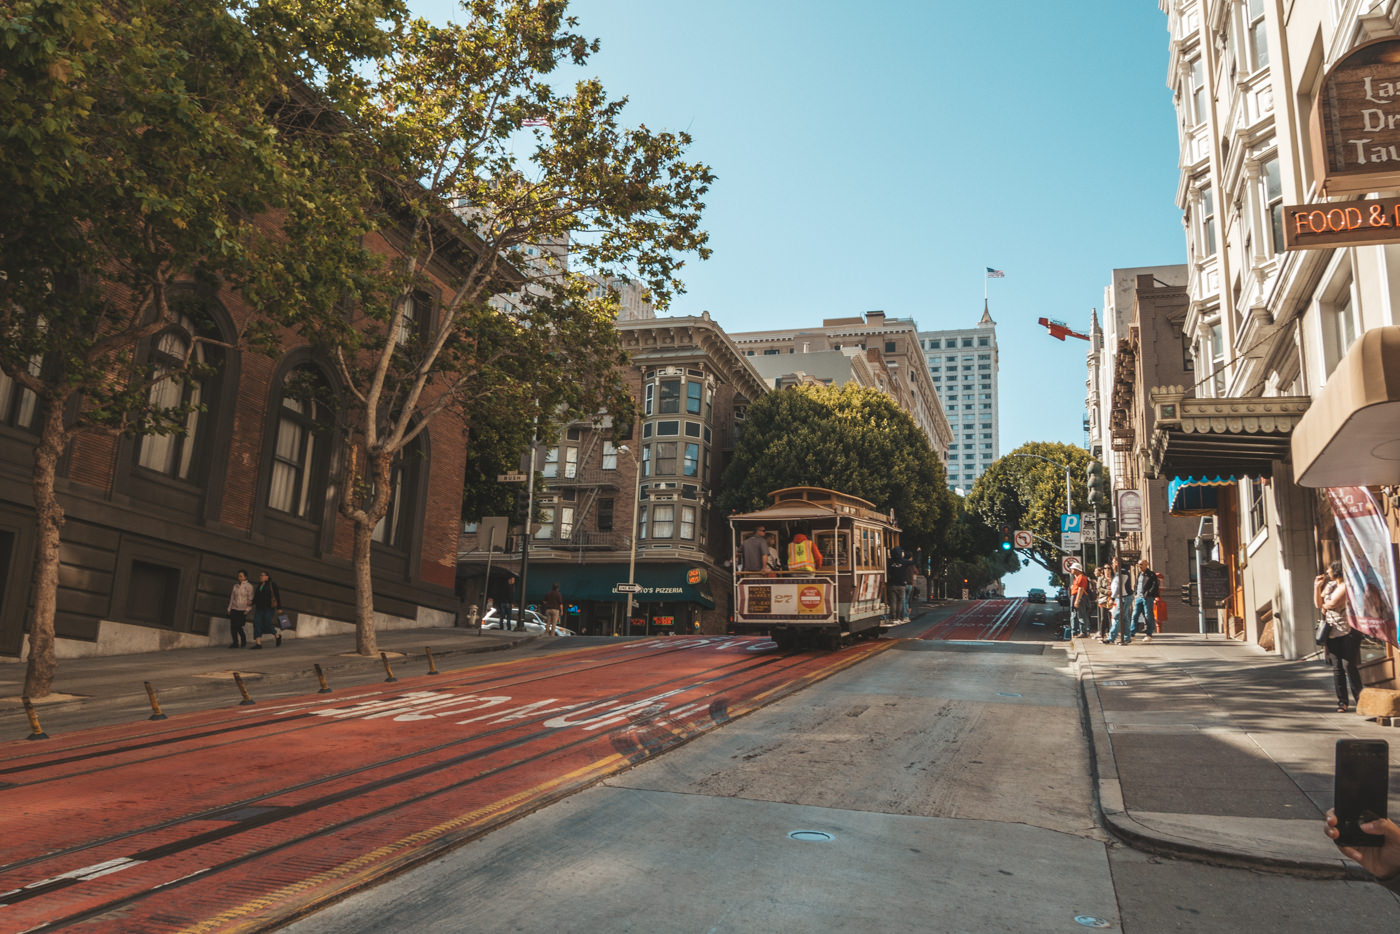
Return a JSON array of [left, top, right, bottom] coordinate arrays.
[[918, 598, 1024, 641], [0, 636, 890, 933]]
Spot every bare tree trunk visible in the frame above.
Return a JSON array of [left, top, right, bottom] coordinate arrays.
[[351, 518, 378, 657], [23, 401, 69, 699], [348, 448, 395, 657]]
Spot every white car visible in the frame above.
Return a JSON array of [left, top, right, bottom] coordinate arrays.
[[480, 608, 574, 636]]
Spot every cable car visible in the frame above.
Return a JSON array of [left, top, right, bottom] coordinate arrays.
[[729, 487, 899, 650]]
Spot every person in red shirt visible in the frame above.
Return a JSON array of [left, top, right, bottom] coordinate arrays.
[[1068, 563, 1092, 637]]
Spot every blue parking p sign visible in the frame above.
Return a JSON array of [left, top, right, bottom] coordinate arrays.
[[1061, 513, 1081, 534]]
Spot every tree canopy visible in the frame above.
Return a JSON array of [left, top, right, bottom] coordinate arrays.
[[716, 384, 954, 557], [965, 441, 1100, 575]]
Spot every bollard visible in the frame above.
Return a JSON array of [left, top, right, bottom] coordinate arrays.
[[21, 697, 49, 740], [380, 652, 398, 683], [232, 672, 255, 706], [314, 663, 332, 694], [143, 681, 167, 720], [424, 646, 438, 676]]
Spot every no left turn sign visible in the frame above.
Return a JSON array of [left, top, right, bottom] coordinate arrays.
[[1062, 556, 1078, 573]]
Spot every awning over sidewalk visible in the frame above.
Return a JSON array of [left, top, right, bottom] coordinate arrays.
[[1147, 387, 1310, 479], [524, 563, 715, 608], [1167, 475, 1236, 516], [1291, 326, 1400, 488]]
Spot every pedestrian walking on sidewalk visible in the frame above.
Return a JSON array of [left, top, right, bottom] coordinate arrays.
[[249, 571, 282, 649], [543, 582, 564, 636], [1095, 565, 1113, 640], [1316, 560, 1363, 712], [1129, 557, 1158, 642], [226, 569, 252, 648], [1105, 558, 1133, 644]]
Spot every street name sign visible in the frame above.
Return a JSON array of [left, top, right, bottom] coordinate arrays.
[[497, 472, 527, 483]]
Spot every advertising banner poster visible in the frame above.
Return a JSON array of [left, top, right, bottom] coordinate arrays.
[[739, 580, 834, 621], [1327, 486, 1398, 646]]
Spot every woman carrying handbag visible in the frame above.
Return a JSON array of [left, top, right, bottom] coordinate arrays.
[[1315, 561, 1363, 713]]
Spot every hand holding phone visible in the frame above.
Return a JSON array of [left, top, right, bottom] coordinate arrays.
[[1336, 739, 1390, 848]]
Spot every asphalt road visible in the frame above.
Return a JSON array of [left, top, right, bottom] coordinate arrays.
[[284, 600, 1400, 933]]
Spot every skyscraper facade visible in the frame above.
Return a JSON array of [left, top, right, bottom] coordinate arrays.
[[919, 305, 999, 491]]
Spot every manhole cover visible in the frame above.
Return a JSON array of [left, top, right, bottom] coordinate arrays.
[[788, 830, 833, 842]]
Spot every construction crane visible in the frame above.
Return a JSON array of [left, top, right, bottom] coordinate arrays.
[[1037, 317, 1089, 342]]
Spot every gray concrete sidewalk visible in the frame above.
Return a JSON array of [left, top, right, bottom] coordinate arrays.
[[1076, 631, 1396, 878], [0, 624, 541, 736]]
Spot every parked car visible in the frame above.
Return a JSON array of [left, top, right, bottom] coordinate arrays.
[[480, 608, 574, 636], [1055, 587, 1070, 606], [1027, 588, 1046, 604]]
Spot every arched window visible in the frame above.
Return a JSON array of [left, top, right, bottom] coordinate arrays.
[[135, 316, 211, 480], [267, 369, 334, 520]]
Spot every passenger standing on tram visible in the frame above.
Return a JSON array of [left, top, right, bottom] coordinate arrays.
[[787, 532, 823, 572], [742, 525, 772, 574]]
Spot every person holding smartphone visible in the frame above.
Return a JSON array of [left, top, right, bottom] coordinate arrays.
[[1326, 811, 1400, 889], [1315, 560, 1363, 713]]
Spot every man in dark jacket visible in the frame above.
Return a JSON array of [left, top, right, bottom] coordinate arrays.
[[250, 570, 282, 649], [1130, 557, 1159, 643]]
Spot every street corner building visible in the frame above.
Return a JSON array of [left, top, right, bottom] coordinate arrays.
[[456, 313, 771, 637]]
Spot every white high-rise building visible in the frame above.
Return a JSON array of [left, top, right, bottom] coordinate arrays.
[[919, 305, 999, 491]]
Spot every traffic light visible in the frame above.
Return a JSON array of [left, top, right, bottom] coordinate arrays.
[[1000, 526, 1012, 551], [1086, 461, 1108, 507], [511, 490, 530, 527]]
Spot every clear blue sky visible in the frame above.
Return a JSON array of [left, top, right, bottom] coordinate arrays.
[[415, 1, 1186, 590]]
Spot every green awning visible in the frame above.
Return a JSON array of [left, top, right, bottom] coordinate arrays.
[[525, 562, 715, 608]]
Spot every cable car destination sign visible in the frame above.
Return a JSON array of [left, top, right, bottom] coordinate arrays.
[[1284, 38, 1400, 250]]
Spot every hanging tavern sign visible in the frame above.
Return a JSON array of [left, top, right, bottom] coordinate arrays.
[[1316, 38, 1400, 194]]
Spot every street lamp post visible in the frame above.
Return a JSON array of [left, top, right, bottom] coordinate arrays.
[[618, 444, 643, 636]]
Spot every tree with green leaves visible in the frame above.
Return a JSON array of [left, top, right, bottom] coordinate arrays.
[[0, 0, 401, 697], [966, 441, 1099, 577], [931, 497, 1019, 597], [716, 384, 953, 555], [260, 0, 704, 655]]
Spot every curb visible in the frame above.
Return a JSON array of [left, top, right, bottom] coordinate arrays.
[[1072, 638, 1367, 880], [0, 633, 539, 724]]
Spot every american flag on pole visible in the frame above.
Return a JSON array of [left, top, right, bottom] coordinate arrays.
[[985, 267, 1005, 278], [522, 117, 551, 127]]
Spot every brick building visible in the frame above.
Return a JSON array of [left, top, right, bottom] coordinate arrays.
[[0, 229, 500, 659]]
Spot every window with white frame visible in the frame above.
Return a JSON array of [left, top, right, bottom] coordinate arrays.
[[1209, 321, 1226, 395], [542, 447, 559, 478], [1200, 185, 1217, 257], [602, 441, 618, 470], [535, 506, 554, 539], [1188, 56, 1206, 126], [1245, 0, 1268, 72], [1324, 276, 1358, 376], [1262, 156, 1284, 254], [1247, 478, 1266, 537], [680, 505, 696, 540], [651, 503, 674, 538]]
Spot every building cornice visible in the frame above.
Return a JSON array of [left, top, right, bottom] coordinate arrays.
[[617, 315, 770, 403]]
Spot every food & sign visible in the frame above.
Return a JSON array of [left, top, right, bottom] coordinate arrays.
[[1282, 196, 1400, 250]]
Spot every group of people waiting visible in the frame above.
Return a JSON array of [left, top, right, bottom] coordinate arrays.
[[1067, 556, 1161, 644]]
